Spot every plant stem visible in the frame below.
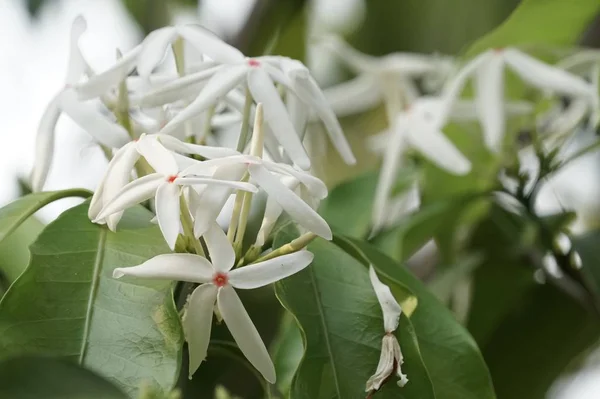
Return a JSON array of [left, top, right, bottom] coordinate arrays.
[[115, 50, 133, 140], [179, 195, 205, 257], [226, 174, 249, 243], [172, 37, 195, 139], [253, 232, 317, 263]]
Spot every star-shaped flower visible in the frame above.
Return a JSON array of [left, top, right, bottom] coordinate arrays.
[[113, 223, 315, 382]]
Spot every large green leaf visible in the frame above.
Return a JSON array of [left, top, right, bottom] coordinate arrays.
[[341, 237, 496, 399], [0, 190, 90, 289], [0, 202, 183, 397], [0, 356, 127, 399], [274, 230, 435, 399], [467, 0, 600, 55]]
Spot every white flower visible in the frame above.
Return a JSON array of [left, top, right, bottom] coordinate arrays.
[[89, 134, 239, 230], [31, 16, 130, 192], [184, 155, 332, 240], [366, 266, 408, 392], [74, 25, 243, 100], [442, 48, 598, 153], [371, 97, 471, 232], [112, 223, 315, 382], [93, 139, 257, 249]]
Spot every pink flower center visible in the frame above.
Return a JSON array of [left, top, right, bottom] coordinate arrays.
[[212, 272, 229, 287], [493, 47, 504, 53], [248, 59, 260, 67], [167, 175, 177, 183]]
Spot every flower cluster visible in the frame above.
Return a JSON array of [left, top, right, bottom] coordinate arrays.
[[31, 17, 356, 382], [318, 37, 600, 233]]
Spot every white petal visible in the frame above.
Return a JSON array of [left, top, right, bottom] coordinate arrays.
[[371, 115, 408, 233], [95, 174, 163, 221], [76, 46, 142, 100], [439, 51, 492, 122], [365, 335, 396, 392], [254, 196, 283, 246], [249, 164, 332, 239], [217, 286, 276, 383], [475, 54, 505, 152], [133, 66, 220, 107], [320, 75, 382, 118], [192, 164, 246, 236], [369, 266, 402, 333], [65, 15, 88, 85], [504, 48, 594, 99], [229, 250, 313, 289], [406, 124, 471, 175], [161, 64, 248, 135], [292, 75, 356, 165], [247, 67, 311, 169], [137, 27, 178, 78], [59, 89, 129, 148], [155, 182, 182, 250], [180, 154, 257, 176], [183, 284, 218, 377], [203, 222, 235, 272], [157, 134, 239, 158], [89, 142, 138, 221], [262, 161, 328, 199], [286, 91, 309, 140], [136, 136, 179, 176], [319, 35, 378, 74], [177, 25, 244, 64], [174, 177, 257, 193], [31, 93, 61, 192], [113, 253, 214, 282]]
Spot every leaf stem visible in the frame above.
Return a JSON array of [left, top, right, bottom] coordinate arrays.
[[253, 232, 317, 263]]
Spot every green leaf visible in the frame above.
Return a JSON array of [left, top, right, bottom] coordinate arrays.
[[466, 0, 600, 55], [0, 356, 128, 399], [0, 202, 183, 397], [0, 189, 90, 244], [270, 312, 304, 396], [274, 231, 435, 399], [341, 237, 496, 399], [318, 172, 378, 239]]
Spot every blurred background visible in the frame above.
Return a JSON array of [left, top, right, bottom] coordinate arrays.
[[1, 0, 600, 398]]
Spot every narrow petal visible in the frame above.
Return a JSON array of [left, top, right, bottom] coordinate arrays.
[[59, 89, 129, 148], [192, 164, 246, 236], [254, 196, 283, 246], [137, 27, 178, 78], [175, 177, 257, 193], [405, 124, 471, 175], [31, 93, 61, 192], [133, 66, 220, 107], [292, 75, 356, 164], [136, 136, 179, 176], [177, 25, 244, 64], [89, 142, 137, 221], [65, 15, 88, 85], [76, 46, 142, 100], [95, 174, 163, 221], [369, 266, 402, 332], [286, 91, 309, 140], [203, 222, 235, 271], [249, 164, 332, 239], [113, 253, 213, 282], [371, 115, 408, 233], [217, 286, 276, 383], [319, 35, 378, 74], [155, 182, 182, 250], [161, 64, 248, 135], [262, 160, 328, 199], [247, 67, 311, 169], [475, 54, 505, 152], [157, 134, 239, 158], [320, 75, 382, 118], [181, 154, 257, 176], [505, 48, 594, 99], [229, 250, 314, 289], [183, 284, 218, 377]]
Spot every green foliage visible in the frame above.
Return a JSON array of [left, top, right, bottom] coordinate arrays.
[[0, 203, 183, 397], [0, 356, 128, 399], [467, 0, 600, 55]]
